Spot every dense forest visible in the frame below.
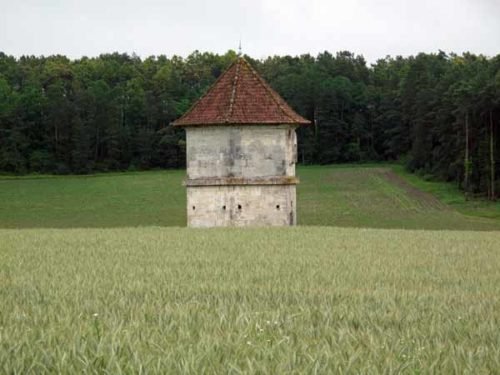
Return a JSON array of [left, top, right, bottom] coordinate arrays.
[[0, 50, 499, 198]]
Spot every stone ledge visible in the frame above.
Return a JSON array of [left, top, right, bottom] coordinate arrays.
[[185, 176, 299, 187]]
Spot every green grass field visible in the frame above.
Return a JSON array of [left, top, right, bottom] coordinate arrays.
[[1, 166, 500, 373], [1, 165, 499, 230], [1, 227, 499, 373]]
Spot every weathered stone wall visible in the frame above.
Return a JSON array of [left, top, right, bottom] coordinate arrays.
[[185, 124, 299, 228], [187, 184, 296, 227], [186, 125, 297, 180]]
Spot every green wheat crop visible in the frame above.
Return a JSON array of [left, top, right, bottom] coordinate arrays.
[[1, 227, 499, 373]]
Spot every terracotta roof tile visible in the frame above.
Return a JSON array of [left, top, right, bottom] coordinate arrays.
[[172, 58, 311, 126]]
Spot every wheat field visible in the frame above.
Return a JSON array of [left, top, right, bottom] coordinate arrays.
[[1, 227, 499, 373]]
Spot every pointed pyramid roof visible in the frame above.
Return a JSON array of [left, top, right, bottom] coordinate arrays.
[[172, 58, 311, 126]]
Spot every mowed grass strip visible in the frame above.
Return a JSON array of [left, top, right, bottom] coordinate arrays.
[[1, 227, 499, 373]]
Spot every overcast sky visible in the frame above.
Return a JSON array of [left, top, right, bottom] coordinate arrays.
[[1, 0, 499, 62]]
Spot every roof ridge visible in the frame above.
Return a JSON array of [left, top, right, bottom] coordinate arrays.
[[239, 58, 297, 123], [172, 59, 238, 125], [225, 58, 241, 122]]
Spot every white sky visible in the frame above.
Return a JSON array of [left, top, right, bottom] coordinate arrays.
[[1, 0, 499, 62]]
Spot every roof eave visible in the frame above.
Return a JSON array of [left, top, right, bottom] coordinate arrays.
[[171, 120, 311, 127]]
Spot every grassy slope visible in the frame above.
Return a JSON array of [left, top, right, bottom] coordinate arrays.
[[1, 227, 499, 373], [2, 165, 498, 230], [0, 170, 186, 228], [391, 165, 500, 220], [297, 165, 500, 230]]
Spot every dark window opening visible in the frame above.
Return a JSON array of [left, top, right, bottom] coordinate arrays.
[[276, 205, 280, 210], [238, 204, 242, 210], [222, 205, 226, 210], [192, 206, 196, 210]]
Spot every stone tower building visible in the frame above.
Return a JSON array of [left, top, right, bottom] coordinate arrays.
[[172, 58, 310, 227]]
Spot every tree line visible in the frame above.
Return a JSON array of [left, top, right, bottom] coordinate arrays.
[[0, 50, 499, 198]]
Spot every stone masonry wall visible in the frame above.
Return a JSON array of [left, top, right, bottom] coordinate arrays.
[[187, 184, 296, 227], [186, 125, 297, 179], [185, 125, 298, 227]]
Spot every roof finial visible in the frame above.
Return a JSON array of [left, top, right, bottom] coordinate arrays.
[[238, 39, 242, 57]]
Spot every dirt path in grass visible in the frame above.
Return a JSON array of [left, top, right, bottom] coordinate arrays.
[[379, 169, 450, 211]]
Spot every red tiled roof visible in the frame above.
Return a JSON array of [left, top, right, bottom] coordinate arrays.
[[172, 58, 311, 126]]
